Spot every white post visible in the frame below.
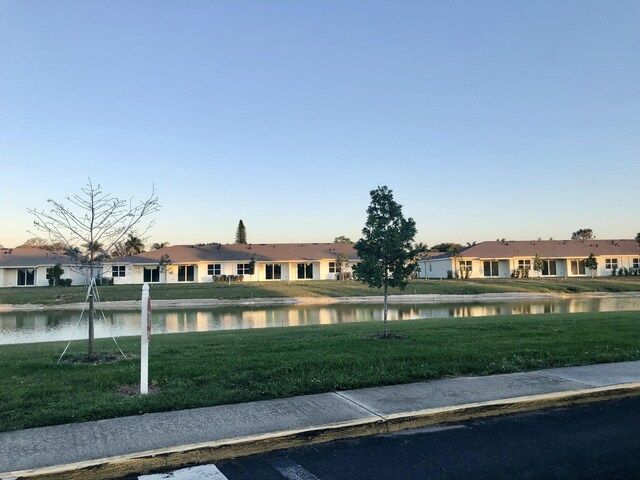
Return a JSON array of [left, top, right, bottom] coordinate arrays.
[[141, 283, 150, 395]]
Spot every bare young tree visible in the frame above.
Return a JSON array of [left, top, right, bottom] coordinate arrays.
[[28, 179, 160, 359]]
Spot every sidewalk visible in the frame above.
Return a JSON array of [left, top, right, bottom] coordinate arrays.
[[2, 361, 640, 480]]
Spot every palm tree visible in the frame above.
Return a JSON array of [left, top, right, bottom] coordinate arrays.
[[447, 244, 462, 279], [124, 234, 145, 255], [151, 241, 170, 250], [83, 240, 104, 256]]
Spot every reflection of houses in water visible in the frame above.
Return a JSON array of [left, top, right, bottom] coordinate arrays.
[[1, 311, 68, 330], [394, 306, 421, 320], [447, 305, 503, 318], [567, 299, 592, 314], [196, 312, 208, 331], [5, 295, 640, 345], [511, 304, 532, 315]]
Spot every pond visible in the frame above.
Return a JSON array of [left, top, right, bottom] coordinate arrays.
[[2, 295, 640, 345]]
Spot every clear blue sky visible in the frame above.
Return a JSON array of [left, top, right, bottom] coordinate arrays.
[[1, 1, 639, 248]]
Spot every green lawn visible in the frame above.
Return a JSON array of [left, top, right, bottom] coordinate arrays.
[[1, 310, 639, 432], [2, 277, 640, 306]]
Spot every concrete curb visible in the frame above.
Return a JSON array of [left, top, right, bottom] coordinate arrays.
[[5, 382, 640, 480]]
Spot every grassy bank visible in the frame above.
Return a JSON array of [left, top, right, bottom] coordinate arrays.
[[2, 277, 640, 306], [1, 310, 639, 432]]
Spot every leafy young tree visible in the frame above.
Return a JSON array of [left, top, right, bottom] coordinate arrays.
[[636, 232, 640, 245], [585, 253, 598, 278], [353, 186, 426, 338], [235, 220, 247, 244], [46, 263, 65, 287], [151, 241, 170, 250], [334, 236, 352, 243], [571, 228, 594, 241], [28, 180, 160, 360], [532, 254, 544, 276]]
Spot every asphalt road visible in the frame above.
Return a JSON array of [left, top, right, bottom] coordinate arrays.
[[201, 396, 640, 480]]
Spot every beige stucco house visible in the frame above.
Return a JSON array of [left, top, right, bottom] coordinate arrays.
[[418, 239, 640, 279], [103, 242, 359, 285]]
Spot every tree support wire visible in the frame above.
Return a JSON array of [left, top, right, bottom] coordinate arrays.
[[57, 278, 127, 364]]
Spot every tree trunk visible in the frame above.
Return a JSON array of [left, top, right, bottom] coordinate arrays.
[[383, 279, 388, 338], [88, 289, 95, 359], [88, 262, 96, 360]]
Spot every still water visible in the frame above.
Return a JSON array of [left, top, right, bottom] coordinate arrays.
[[1, 296, 640, 345]]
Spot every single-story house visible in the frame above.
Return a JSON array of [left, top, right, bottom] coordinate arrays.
[[103, 242, 359, 285], [418, 239, 640, 279], [0, 247, 90, 287]]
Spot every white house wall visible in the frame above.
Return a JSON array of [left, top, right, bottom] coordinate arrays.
[[60, 267, 90, 286], [0, 265, 89, 287], [421, 258, 454, 279]]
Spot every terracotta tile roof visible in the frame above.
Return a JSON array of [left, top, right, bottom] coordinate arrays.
[[0, 247, 79, 268], [110, 243, 359, 265], [457, 240, 640, 259]]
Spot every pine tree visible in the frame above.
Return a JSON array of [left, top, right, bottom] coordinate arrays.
[[235, 220, 247, 244]]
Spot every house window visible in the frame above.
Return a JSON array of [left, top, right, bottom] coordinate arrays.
[[144, 266, 160, 283], [265, 264, 282, 280], [112, 265, 126, 277], [570, 260, 586, 275], [17, 269, 35, 286], [208, 264, 221, 276], [329, 261, 341, 273], [517, 260, 531, 270], [605, 258, 618, 269], [633, 258, 640, 269], [483, 261, 499, 277], [297, 263, 313, 279], [178, 265, 195, 282], [237, 263, 252, 275], [541, 260, 557, 276], [459, 260, 472, 272]]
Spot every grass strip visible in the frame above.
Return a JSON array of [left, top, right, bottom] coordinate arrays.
[[2, 277, 640, 306], [0, 311, 639, 432]]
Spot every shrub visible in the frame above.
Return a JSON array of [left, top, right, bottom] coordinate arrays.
[[213, 275, 244, 284], [447, 270, 453, 279], [338, 271, 353, 281]]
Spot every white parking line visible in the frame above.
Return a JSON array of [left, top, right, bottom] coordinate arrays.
[[139, 464, 228, 480], [268, 457, 321, 480]]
